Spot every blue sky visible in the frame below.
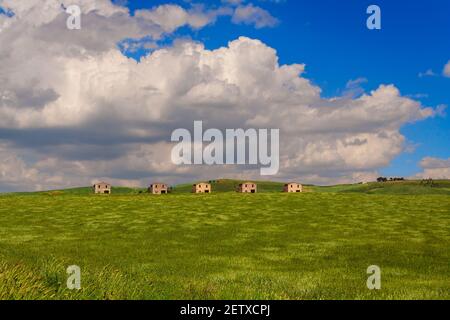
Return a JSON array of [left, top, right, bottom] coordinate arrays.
[[0, 0, 449, 191], [123, 0, 450, 177]]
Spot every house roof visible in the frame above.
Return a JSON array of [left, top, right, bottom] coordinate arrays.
[[239, 182, 256, 186], [193, 182, 211, 186], [94, 182, 111, 186]]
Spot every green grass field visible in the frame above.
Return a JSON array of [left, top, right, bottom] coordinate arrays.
[[0, 180, 449, 300]]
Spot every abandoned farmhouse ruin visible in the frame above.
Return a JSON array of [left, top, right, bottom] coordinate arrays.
[[237, 182, 258, 193], [192, 183, 212, 194], [284, 183, 303, 193], [93, 181, 304, 195], [93, 182, 111, 194], [149, 183, 169, 194]]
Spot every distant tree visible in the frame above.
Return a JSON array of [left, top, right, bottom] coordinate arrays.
[[381, 177, 405, 182]]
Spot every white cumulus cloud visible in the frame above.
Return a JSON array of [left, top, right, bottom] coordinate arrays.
[[443, 61, 450, 78], [232, 4, 278, 28], [0, 0, 441, 191], [414, 157, 450, 179]]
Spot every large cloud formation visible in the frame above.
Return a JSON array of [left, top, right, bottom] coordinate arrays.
[[0, 0, 439, 191], [415, 157, 450, 179], [444, 61, 450, 78]]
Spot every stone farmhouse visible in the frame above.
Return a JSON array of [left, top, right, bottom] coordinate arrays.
[[283, 182, 303, 193], [93, 182, 111, 194], [237, 182, 257, 193], [149, 183, 169, 194], [192, 183, 212, 194]]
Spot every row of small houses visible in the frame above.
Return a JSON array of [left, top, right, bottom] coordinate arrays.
[[93, 182, 303, 195]]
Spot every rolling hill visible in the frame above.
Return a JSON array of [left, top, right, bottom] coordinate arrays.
[[8, 179, 450, 196], [0, 185, 449, 299]]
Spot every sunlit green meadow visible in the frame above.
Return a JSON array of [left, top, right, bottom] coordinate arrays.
[[0, 181, 449, 300]]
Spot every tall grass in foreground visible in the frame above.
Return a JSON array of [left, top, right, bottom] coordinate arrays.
[[0, 192, 449, 300]]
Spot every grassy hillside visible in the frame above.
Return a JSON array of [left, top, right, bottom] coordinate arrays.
[[0, 191, 449, 300], [9, 179, 450, 196], [311, 180, 450, 195], [89, 179, 450, 196], [171, 179, 287, 194], [13, 186, 148, 196]]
